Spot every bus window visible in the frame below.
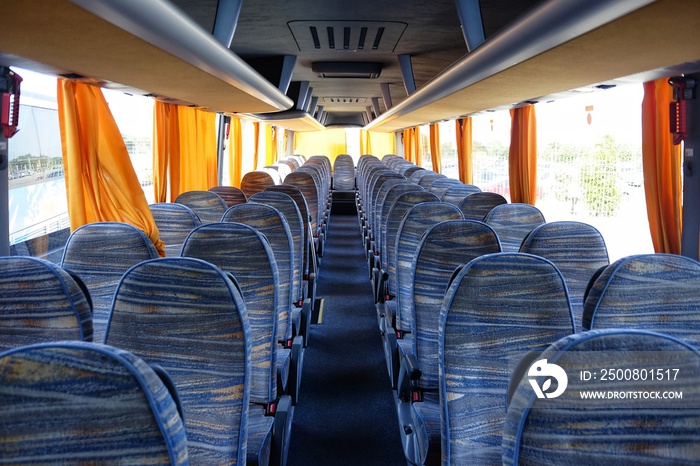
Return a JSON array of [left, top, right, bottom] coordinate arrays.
[[536, 84, 653, 261], [472, 110, 511, 201]]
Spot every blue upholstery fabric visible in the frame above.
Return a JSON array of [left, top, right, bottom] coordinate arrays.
[[181, 222, 279, 406], [440, 184, 482, 206], [61, 222, 160, 342], [503, 329, 700, 465], [417, 173, 447, 189], [223, 203, 294, 343], [0, 256, 93, 347], [439, 253, 575, 465], [376, 183, 424, 261], [174, 190, 229, 224], [242, 171, 278, 199], [428, 178, 462, 199], [209, 185, 248, 207], [149, 202, 202, 257], [412, 220, 501, 391], [483, 203, 546, 252], [383, 192, 439, 297], [106, 257, 250, 464], [285, 170, 321, 237], [0, 341, 188, 465], [267, 184, 313, 277], [410, 169, 434, 184], [394, 203, 463, 334], [520, 221, 609, 331], [457, 192, 508, 220], [333, 154, 356, 190], [250, 191, 305, 306], [583, 253, 700, 347]]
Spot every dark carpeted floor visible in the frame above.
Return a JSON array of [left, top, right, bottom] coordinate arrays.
[[286, 213, 406, 466]]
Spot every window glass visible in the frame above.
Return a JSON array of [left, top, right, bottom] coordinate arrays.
[[472, 110, 511, 200]]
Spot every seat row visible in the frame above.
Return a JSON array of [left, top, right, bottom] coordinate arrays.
[[352, 154, 700, 464]]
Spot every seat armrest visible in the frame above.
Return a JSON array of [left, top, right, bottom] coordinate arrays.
[[397, 353, 422, 402]]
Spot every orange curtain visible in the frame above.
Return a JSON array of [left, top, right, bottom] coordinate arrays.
[[252, 122, 261, 170], [177, 106, 217, 193], [57, 79, 165, 256], [228, 117, 243, 187], [403, 127, 420, 164], [642, 79, 683, 254], [455, 118, 473, 184], [508, 106, 537, 204], [360, 130, 372, 155], [153, 101, 180, 203], [429, 123, 441, 173]]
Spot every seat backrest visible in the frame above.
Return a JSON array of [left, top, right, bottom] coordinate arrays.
[[383, 192, 439, 297], [250, 191, 305, 306], [502, 329, 700, 466], [583, 253, 700, 347], [441, 184, 482, 206], [181, 222, 278, 406], [106, 257, 250, 464], [285, 170, 321, 236], [417, 172, 447, 189], [266, 184, 313, 277], [412, 221, 501, 390], [377, 183, 424, 261], [333, 154, 355, 190], [483, 203, 546, 252], [0, 256, 93, 348], [440, 253, 575, 465], [149, 203, 202, 257], [520, 221, 609, 330], [174, 190, 228, 224], [241, 171, 278, 199], [394, 202, 463, 332], [0, 341, 188, 465], [222, 203, 294, 342], [209, 186, 248, 207], [457, 191, 508, 220], [61, 222, 160, 341], [409, 169, 434, 184], [428, 178, 462, 198]]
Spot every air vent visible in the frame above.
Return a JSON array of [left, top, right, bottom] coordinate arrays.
[[322, 97, 367, 104], [288, 21, 407, 53], [313, 62, 382, 79]]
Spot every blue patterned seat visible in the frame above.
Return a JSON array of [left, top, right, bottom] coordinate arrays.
[[396, 220, 501, 465], [106, 257, 250, 465], [428, 178, 462, 199], [61, 222, 160, 341], [209, 185, 248, 207], [503, 329, 700, 465], [483, 203, 546, 252], [285, 170, 322, 251], [333, 154, 356, 191], [181, 222, 293, 466], [417, 173, 447, 190], [384, 201, 463, 388], [0, 256, 92, 348], [149, 202, 202, 257], [520, 221, 609, 331], [222, 203, 305, 405], [440, 184, 482, 206], [583, 253, 700, 347], [0, 341, 188, 465], [457, 191, 508, 220], [437, 253, 575, 466], [174, 190, 229, 224], [242, 171, 278, 199]]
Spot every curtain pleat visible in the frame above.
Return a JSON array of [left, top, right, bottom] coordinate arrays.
[[429, 123, 441, 173], [177, 106, 217, 193], [455, 118, 473, 184], [228, 117, 243, 187], [57, 79, 165, 256], [252, 122, 261, 170], [508, 106, 537, 204], [642, 79, 683, 254], [153, 101, 179, 203], [360, 130, 372, 155]]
